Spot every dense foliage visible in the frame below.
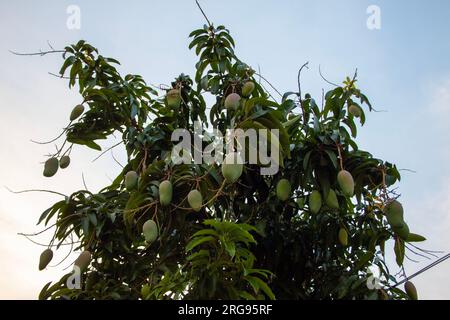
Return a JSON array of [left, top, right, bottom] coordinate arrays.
[[33, 21, 424, 300]]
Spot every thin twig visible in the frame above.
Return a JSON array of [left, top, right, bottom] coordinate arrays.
[[5, 186, 66, 198], [9, 49, 65, 56], [92, 141, 124, 162], [195, 0, 212, 27], [254, 72, 283, 98], [318, 65, 339, 87], [30, 129, 68, 145]]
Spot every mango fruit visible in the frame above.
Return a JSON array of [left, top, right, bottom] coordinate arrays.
[[348, 105, 361, 118], [159, 180, 173, 206], [224, 93, 241, 110], [125, 171, 138, 191], [385, 200, 404, 228], [143, 219, 158, 243], [337, 170, 354, 197], [393, 222, 410, 240], [188, 190, 203, 212], [70, 104, 85, 121], [325, 189, 339, 209], [221, 152, 243, 183], [241, 81, 255, 97], [338, 228, 348, 246], [39, 248, 53, 271], [59, 155, 71, 169], [296, 197, 305, 209], [276, 179, 291, 201], [404, 281, 418, 300], [43, 157, 59, 177], [166, 89, 181, 108], [309, 190, 322, 214], [74, 250, 92, 271], [141, 284, 151, 299]]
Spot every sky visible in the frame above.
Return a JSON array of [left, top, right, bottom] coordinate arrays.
[[0, 0, 449, 299]]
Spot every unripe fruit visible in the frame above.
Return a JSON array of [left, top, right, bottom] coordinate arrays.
[[276, 179, 291, 201], [338, 228, 348, 246], [59, 156, 71, 169], [70, 104, 85, 121], [385, 200, 404, 228], [404, 281, 418, 300], [224, 93, 241, 110], [241, 81, 255, 97], [393, 222, 410, 240], [221, 152, 243, 183], [337, 170, 354, 197], [143, 219, 158, 243], [125, 171, 138, 191], [188, 190, 203, 212], [296, 197, 305, 208], [43, 158, 59, 177], [159, 180, 173, 206], [74, 250, 92, 271], [141, 284, 151, 299], [39, 249, 53, 271], [348, 105, 361, 118], [325, 189, 339, 209], [309, 191, 322, 214], [166, 89, 181, 108]]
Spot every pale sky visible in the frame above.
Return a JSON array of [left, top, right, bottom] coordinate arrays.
[[1, 0, 450, 299]]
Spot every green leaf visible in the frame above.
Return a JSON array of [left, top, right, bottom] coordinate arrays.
[[186, 236, 215, 252]]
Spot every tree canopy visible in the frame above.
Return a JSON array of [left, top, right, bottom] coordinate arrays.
[[32, 17, 424, 300]]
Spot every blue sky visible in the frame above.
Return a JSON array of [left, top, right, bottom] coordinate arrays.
[[1, 0, 450, 299]]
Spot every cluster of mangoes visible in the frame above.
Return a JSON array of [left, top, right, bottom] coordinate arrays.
[[126, 152, 246, 244], [41, 104, 86, 178], [42, 155, 71, 177], [39, 249, 92, 272]]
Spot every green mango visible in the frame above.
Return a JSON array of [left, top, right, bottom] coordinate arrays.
[[325, 189, 339, 209], [143, 220, 158, 243], [166, 89, 181, 108], [39, 249, 53, 271], [241, 81, 255, 97], [404, 281, 418, 300], [385, 200, 404, 228], [159, 180, 173, 206], [188, 190, 203, 212], [125, 171, 138, 191], [276, 179, 291, 201], [338, 228, 348, 246], [43, 158, 59, 177], [348, 105, 361, 118], [309, 190, 322, 214], [141, 284, 151, 299], [296, 197, 305, 209], [224, 93, 241, 110], [59, 155, 71, 169], [74, 251, 92, 271], [393, 222, 410, 240], [337, 170, 354, 197], [70, 104, 85, 121], [221, 152, 243, 183]]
